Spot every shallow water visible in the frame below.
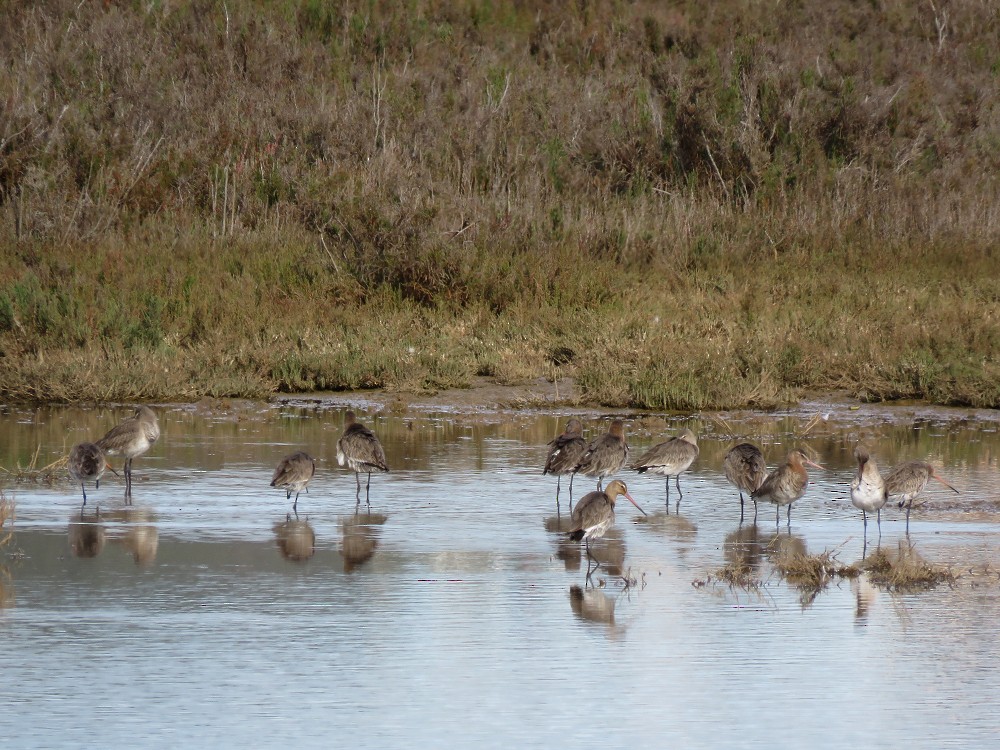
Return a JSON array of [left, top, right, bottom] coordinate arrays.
[[1, 398, 999, 748]]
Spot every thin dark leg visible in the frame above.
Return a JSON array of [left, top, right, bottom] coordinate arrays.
[[81, 483, 88, 505], [863, 510, 867, 532], [675, 474, 682, 499], [366, 472, 372, 509], [905, 502, 911, 535], [568, 472, 575, 513], [739, 493, 745, 524], [555, 476, 562, 516], [775, 504, 780, 527], [665, 479, 670, 509], [355, 472, 362, 509], [753, 499, 758, 523], [877, 508, 882, 537], [786, 504, 791, 528], [597, 477, 603, 491], [124, 458, 133, 504], [292, 491, 300, 520]]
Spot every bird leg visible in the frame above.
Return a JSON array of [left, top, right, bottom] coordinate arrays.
[[355, 472, 362, 510], [124, 458, 133, 504], [786, 504, 792, 528], [877, 508, 882, 537], [568, 473, 575, 513], [292, 492, 300, 520], [739, 493, 745, 524], [366, 471, 372, 509]]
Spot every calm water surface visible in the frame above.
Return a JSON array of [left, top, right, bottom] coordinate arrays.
[[1, 398, 998, 748]]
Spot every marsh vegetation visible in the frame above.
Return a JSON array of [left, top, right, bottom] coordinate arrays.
[[2, 1, 999, 407]]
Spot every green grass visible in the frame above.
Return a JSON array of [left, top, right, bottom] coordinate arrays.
[[0, 0, 998, 407]]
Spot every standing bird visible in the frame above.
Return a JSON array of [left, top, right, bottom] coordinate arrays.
[[850, 446, 888, 538], [573, 419, 628, 491], [543, 418, 587, 514], [723, 442, 767, 522], [752, 449, 824, 527], [631, 429, 699, 509], [567, 479, 646, 578], [884, 460, 960, 532], [67, 442, 116, 508], [337, 411, 389, 509], [96, 405, 160, 503], [270, 452, 316, 518]]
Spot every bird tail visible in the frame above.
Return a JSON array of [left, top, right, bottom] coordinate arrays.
[[633, 465, 648, 474], [567, 529, 585, 542]]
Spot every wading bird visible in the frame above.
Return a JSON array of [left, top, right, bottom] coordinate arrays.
[[567, 479, 646, 578], [850, 446, 888, 538], [67, 442, 116, 508], [96, 405, 160, 503], [723, 442, 767, 522], [752, 449, 824, 527], [543, 418, 587, 514], [337, 411, 389, 508], [631, 429, 699, 509], [884, 460, 959, 532], [270, 452, 316, 518], [573, 419, 628, 491]]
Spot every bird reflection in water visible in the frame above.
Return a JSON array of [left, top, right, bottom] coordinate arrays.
[[568, 586, 626, 640], [583, 528, 626, 579], [723, 523, 766, 576], [339, 513, 388, 572], [274, 516, 317, 562], [68, 509, 106, 558], [851, 574, 878, 625], [544, 515, 581, 572], [101, 506, 159, 567], [634, 508, 698, 559]]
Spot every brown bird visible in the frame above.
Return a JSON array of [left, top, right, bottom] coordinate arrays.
[[543, 418, 587, 514], [573, 419, 628, 491], [884, 460, 959, 531], [631, 429, 699, 509], [723, 443, 768, 522], [337, 411, 389, 508], [567, 479, 646, 577], [96, 405, 160, 503], [751, 449, 824, 527], [67, 442, 116, 508], [850, 446, 888, 538], [270, 452, 316, 518]]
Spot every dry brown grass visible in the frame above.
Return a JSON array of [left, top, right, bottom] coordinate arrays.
[[863, 541, 957, 591], [1, 1, 998, 407], [0, 445, 67, 484]]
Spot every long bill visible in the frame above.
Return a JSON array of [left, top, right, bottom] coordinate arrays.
[[932, 472, 960, 494], [803, 458, 825, 471], [623, 492, 648, 517]]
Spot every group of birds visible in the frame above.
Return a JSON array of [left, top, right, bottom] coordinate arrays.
[[67, 407, 961, 567], [543, 417, 961, 561], [67, 408, 389, 515]]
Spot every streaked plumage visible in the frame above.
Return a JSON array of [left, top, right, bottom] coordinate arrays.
[[631, 429, 699, 507], [884, 459, 959, 530], [752, 449, 823, 526], [850, 445, 887, 534], [543, 418, 587, 513], [270, 452, 316, 517], [67, 442, 112, 507], [337, 411, 389, 507], [573, 419, 628, 490], [723, 442, 767, 521], [96, 405, 160, 502]]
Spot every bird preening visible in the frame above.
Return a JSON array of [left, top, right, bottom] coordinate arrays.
[[96, 405, 160, 503]]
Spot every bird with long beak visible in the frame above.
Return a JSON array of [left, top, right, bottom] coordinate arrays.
[[752, 449, 824, 527], [68, 442, 118, 509], [884, 460, 960, 531], [567, 479, 647, 576]]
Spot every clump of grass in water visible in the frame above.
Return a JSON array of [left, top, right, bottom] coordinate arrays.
[[769, 545, 861, 606], [0, 446, 67, 484], [863, 541, 956, 591], [702, 559, 765, 592]]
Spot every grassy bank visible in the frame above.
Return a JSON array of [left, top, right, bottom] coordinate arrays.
[[1, 1, 999, 408]]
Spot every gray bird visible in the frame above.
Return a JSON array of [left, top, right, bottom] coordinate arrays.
[[337, 411, 389, 508]]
